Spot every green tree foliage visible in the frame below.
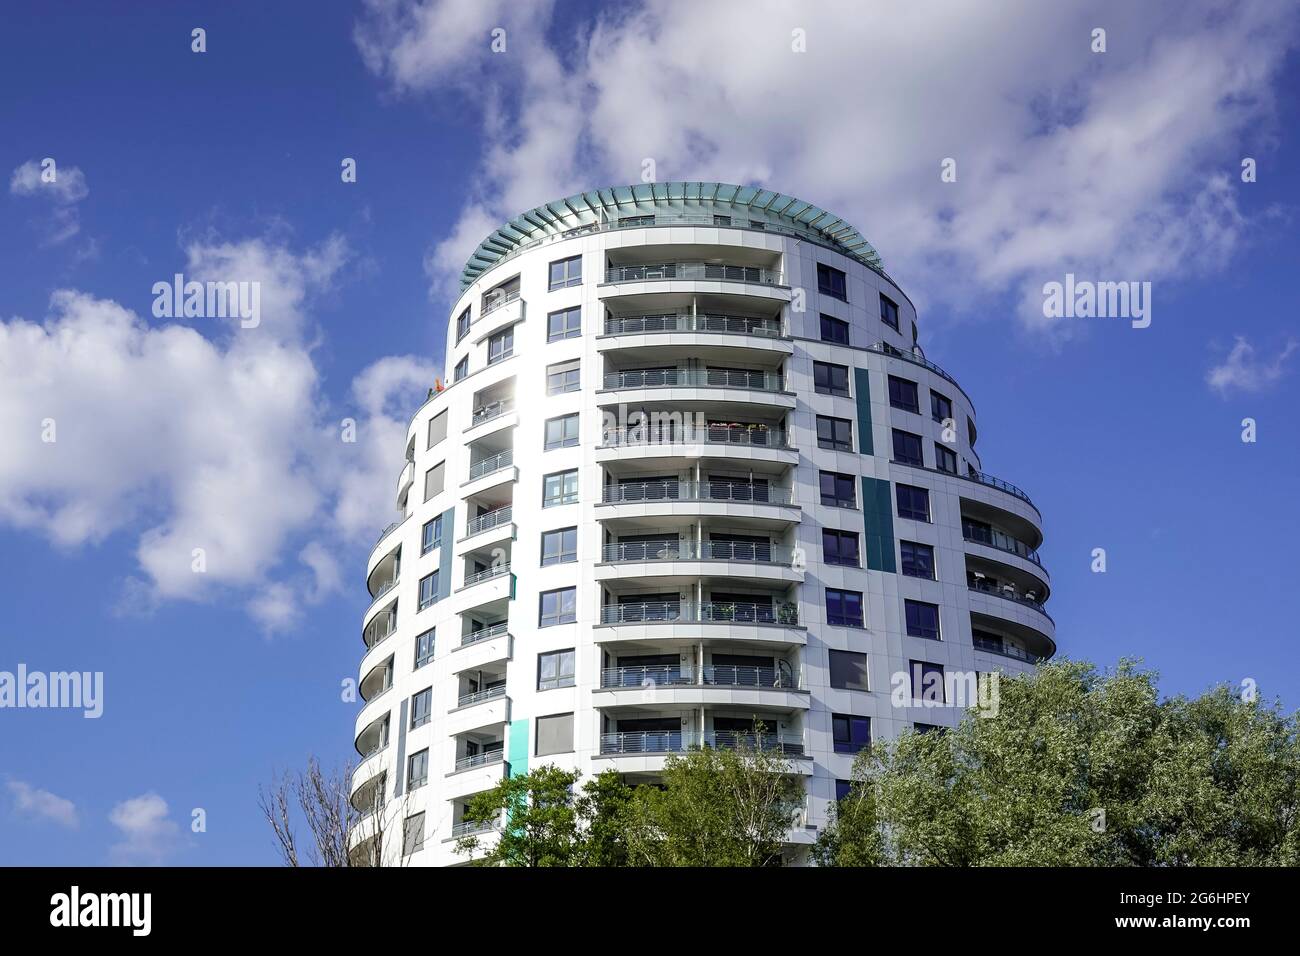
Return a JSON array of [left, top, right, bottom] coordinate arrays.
[[814, 660, 1300, 866], [622, 740, 804, 866]]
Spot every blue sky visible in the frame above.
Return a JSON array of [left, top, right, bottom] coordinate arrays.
[[1, 1, 1297, 864]]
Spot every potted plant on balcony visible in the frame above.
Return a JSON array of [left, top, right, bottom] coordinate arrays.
[[777, 602, 798, 626]]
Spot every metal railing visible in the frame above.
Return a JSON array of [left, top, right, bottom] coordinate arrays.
[[604, 262, 783, 285], [968, 582, 1051, 619], [965, 469, 1033, 506], [601, 424, 791, 449], [603, 368, 785, 391], [599, 480, 794, 506], [604, 312, 784, 338], [451, 819, 497, 839], [363, 617, 397, 650], [376, 519, 401, 543], [466, 506, 512, 537], [453, 749, 505, 772], [469, 398, 515, 427], [962, 524, 1042, 566], [598, 664, 795, 689], [462, 564, 511, 588], [479, 288, 521, 318], [467, 449, 513, 481], [598, 601, 799, 626], [457, 684, 506, 708], [368, 576, 398, 603], [599, 730, 807, 756], [460, 622, 508, 647], [973, 635, 1043, 664], [599, 540, 792, 564]]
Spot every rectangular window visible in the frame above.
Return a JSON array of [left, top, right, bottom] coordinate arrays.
[[826, 588, 865, 627], [543, 469, 579, 507], [910, 660, 945, 703], [892, 429, 924, 467], [900, 540, 935, 579], [402, 812, 425, 855], [817, 263, 847, 301], [421, 515, 442, 555], [880, 294, 900, 330], [713, 214, 732, 226], [905, 600, 941, 640], [407, 749, 429, 791], [549, 255, 582, 291], [538, 649, 576, 690], [828, 649, 869, 691], [455, 308, 471, 343], [423, 461, 445, 502], [544, 413, 579, 450], [895, 484, 930, 521], [813, 360, 850, 397], [536, 712, 575, 756], [414, 628, 435, 669], [546, 359, 580, 395], [410, 688, 432, 729], [541, 527, 578, 566], [418, 571, 439, 611], [930, 391, 953, 424], [427, 410, 447, 449], [453, 356, 468, 381], [822, 529, 861, 567], [888, 375, 920, 413], [935, 444, 957, 474], [835, 779, 853, 801], [832, 714, 871, 755], [819, 314, 850, 345], [816, 415, 853, 452], [487, 327, 514, 365], [540, 587, 577, 627], [819, 470, 857, 508], [547, 306, 581, 341]]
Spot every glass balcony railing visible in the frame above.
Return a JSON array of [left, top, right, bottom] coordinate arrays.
[[603, 312, 784, 338], [598, 601, 799, 626], [602, 368, 785, 391], [457, 684, 506, 708], [453, 749, 504, 773], [465, 506, 512, 537], [604, 262, 783, 285], [467, 449, 513, 481], [469, 399, 514, 427], [599, 731, 808, 757], [460, 622, 509, 647], [968, 581, 1051, 620], [598, 664, 796, 689], [479, 288, 521, 318], [599, 540, 793, 564], [973, 635, 1043, 664], [451, 819, 497, 839], [600, 480, 794, 505], [962, 523, 1042, 566], [462, 564, 511, 588], [601, 424, 791, 449]]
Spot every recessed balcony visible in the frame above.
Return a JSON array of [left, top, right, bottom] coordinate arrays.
[[599, 367, 795, 411], [361, 598, 397, 650], [396, 460, 414, 507], [354, 712, 390, 759], [359, 656, 394, 703], [598, 729, 809, 759], [366, 546, 400, 601], [603, 261, 784, 286], [967, 561, 1051, 619], [462, 448, 516, 496], [598, 421, 797, 466]]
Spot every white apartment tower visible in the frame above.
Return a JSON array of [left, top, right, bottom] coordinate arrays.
[[351, 182, 1054, 865]]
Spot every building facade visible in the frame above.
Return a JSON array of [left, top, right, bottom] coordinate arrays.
[[350, 182, 1054, 865]]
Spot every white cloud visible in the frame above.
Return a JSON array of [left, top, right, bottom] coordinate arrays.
[[1206, 336, 1298, 396], [6, 780, 79, 829], [108, 793, 183, 865], [0, 234, 436, 633], [10, 159, 90, 244], [357, 0, 1299, 331]]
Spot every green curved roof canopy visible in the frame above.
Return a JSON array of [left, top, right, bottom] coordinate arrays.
[[460, 181, 883, 289]]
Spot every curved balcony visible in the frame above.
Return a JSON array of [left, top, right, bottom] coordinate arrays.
[[598, 424, 796, 466], [594, 540, 800, 586], [598, 730, 809, 758], [367, 515, 410, 570], [604, 262, 784, 286], [348, 769, 385, 816], [599, 600, 798, 626], [867, 341, 976, 415], [972, 634, 1044, 665], [361, 598, 397, 650], [354, 712, 390, 759], [971, 610, 1056, 664], [600, 480, 794, 507], [962, 521, 1042, 567], [967, 578, 1052, 622], [603, 368, 785, 392], [595, 664, 808, 712], [359, 657, 393, 703], [599, 368, 794, 411], [599, 311, 792, 357]]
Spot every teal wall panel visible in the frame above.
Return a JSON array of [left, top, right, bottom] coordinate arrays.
[[507, 718, 529, 778], [862, 477, 897, 573], [854, 367, 874, 455]]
